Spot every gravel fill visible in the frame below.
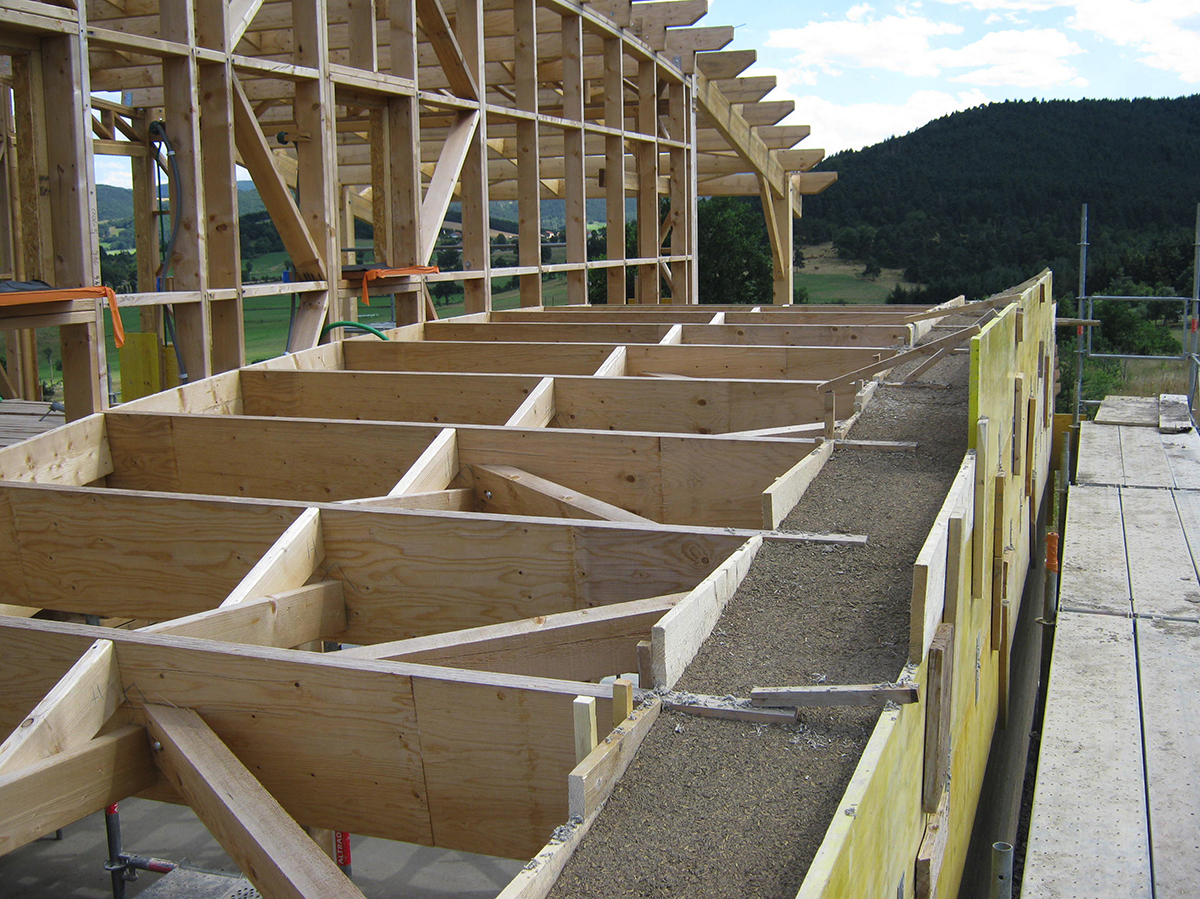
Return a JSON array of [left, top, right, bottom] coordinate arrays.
[[548, 330, 972, 899]]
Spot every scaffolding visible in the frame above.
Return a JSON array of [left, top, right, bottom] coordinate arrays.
[[1072, 202, 1200, 423]]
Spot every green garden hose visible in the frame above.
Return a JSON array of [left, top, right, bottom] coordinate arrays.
[[319, 321, 391, 341]]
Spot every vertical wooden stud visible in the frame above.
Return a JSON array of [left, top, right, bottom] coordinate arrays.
[[612, 678, 634, 729], [635, 57, 659, 304], [160, 0, 212, 382], [573, 695, 598, 765], [637, 639, 653, 690], [562, 12, 586, 306], [603, 37, 626, 305], [922, 623, 954, 813], [514, 0, 541, 307], [290, 0, 342, 346], [456, 0, 490, 314]]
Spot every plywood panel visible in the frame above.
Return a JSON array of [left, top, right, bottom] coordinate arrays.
[[240, 369, 539, 425], [0, 617, 433, 845], [425, 321, 670, 344], [108, 413, 433, 502], [624, 343, 893, 381], [319, 507, 743, 643], [682, 322, 910, 347], [0, 483, 301, 619], [413, 676, 579, 859], [659, 435, 816, 527], [0, 414, 113, 485], [343, 340, 617, 375]]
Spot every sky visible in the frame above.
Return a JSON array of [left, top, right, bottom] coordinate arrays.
[[94, 0, 1200, 186], [704, 0, 1200, 155]]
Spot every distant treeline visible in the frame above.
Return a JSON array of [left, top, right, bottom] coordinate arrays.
[[799, 96, 1200, 303]]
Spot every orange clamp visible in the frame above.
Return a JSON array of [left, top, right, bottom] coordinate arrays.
[[360, 266, 439, 307]]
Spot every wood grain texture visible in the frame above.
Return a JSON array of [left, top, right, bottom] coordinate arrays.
[[109, 412, 428, 502], [342, 339, 614, 375], [0, 413, 113, 484], [0, 726, 156, 855], [568, 697, 661, 820], [319, 507, 738, 644], [652, 536, 761, 689], [0, 639, 121, 774], [0, 483, 302, 618], [240, 369, 540, 426], [145, 704, 368, 899]]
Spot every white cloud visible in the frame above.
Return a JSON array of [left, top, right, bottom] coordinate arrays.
[[764, 9, 1081, 88], [92, 156, 132, 190], [934, 0, 1073, 9], [775, 89, 991, 154], [1069, 1, 1200, 82], [765, 11, 964, 78], [933, 28, 1086, 86]]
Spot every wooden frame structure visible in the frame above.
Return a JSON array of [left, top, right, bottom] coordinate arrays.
[[0, 273, 1056, 899], [0, 0, 834, 421]]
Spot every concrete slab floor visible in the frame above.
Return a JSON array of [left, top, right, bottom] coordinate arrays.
[[0, 798, 523, 898]]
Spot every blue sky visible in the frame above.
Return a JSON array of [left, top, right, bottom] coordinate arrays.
[[705, 0, 1200, 155], [94, 1, 1200, 186]]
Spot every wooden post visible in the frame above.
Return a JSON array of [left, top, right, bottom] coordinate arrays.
[[386, 0, 422, 324], [514, 0, 541, 308], [667, 80, 690, 303], [130, 111, 161, 340], [562, 12, 587, 306], [456, 0, 490, 314], [772, 177, 795, 305], [612, 678, 634, 729], [922, 623, 954, 813], [161, 0, 212, 384], [40, 30, 106, 418], [637, 639, 653, 690], [289, 0, 341, 347], [196, 0, 244, 374], [573, 695, 598, 765], [603, 37, 626, 305], [636, 58, 660, 304]]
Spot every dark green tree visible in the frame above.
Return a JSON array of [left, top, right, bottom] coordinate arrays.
[[696, 197, 772, 304]]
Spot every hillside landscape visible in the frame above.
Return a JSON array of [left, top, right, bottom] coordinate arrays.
[[89, 96, 1200, 405]]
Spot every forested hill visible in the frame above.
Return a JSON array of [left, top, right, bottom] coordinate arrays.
[[800, 96, 1200, 302]]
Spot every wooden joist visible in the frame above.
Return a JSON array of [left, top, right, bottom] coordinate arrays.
[[145, 703, 370, 899]]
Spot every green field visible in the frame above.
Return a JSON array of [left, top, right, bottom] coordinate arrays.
[[795, 271, 896, 304]]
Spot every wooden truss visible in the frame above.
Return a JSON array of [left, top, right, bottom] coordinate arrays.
[[0, 300, 945, 893], [0, 0, 835, 419]]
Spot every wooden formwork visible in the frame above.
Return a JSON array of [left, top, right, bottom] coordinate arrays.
[[795, 271, 1056, 899], [0, 285, 1057, 899]]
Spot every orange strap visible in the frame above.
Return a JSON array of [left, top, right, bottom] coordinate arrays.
[[360, 266, 439, 307], [0, 285, 124, 347]]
